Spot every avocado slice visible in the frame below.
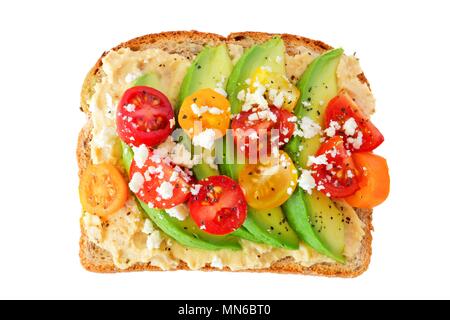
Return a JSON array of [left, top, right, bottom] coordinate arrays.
[[178, 44, 233, 113], [283, 48, 346, 263], [244, 207, 299, 249], [121, 142, 241, 251], [220, 38, 299, 249], [132, 72, 162, 89]]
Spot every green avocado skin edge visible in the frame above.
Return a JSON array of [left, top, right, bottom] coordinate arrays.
[[283, 48, 346, 264]]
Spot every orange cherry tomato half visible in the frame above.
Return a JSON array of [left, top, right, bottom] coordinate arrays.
[[345, 152, 390, 208], [79, 163, 128, 218]]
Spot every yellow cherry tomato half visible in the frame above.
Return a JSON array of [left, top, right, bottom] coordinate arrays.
[[250, 67, 300, 112], [79, 163, 128, 218], [178, 88, 231, 139], [238, 151, 298, 210]]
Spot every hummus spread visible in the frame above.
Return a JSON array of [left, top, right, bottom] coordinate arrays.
[[84, 44, 370, 270]]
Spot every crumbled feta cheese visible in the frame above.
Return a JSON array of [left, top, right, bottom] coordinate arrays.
[[245, 78, 251, 85], [248, 113, 259, 121], [298, 170, 316, 194], [324, 120, 341, 138], [191, 103, 208, 117], [200, 225, 206, 230], [169, 171, 179, 182], [298, 116, 321, 138], [190, 184, 202, 196], [307, 154, 328, 167], [156, 181, 174, 200], [237, 89, 246, 101], [147, 202, 154, 208], [347, 170, 354, 178], [343, 117, 358, 136], [273, 92, 285, 108], [165, 203, 189, 221], [129, 172, 144, 193], [347, 131, 363, 149], [214, 87, 227, 97], [124, 103, 135, 112], [170, 142, 195, 168], [287, 187, 293, 195], [146, 230, 162, 249], [192, 129, 216, 150], [142, 219, 154, 234], [132, 144, 149, 169], [287, 116, 298, 123], [211, 256, 223, 269], [302, 100, 311, 107], [276, 55, 283, 64], [241, 82, 268, 111], [207, 107, 224, 115], [169, 117, 175, 128]]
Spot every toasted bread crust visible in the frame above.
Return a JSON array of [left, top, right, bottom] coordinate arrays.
[[78, 31, 373, 277]]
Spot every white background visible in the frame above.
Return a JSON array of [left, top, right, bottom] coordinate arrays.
[[0, 0, 449, 300]]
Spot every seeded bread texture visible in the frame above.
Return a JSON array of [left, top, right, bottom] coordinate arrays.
[[78, 31, 373, 277]]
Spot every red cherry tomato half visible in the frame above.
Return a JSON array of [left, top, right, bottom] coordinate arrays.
[[117, 86, 175, 147], [129, 148, 191, 209], [188, 175, 247, 235], [231, 106, 295, 159], [325, 91, 384, 152], [311, 136, 360, 198]]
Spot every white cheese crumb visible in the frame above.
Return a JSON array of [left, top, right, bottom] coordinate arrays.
[[287, 187, 293, 195], [347, 131, 363, 149], [129, 172, 145, 193], [298, 170, 316, 195], [273, 92, 285, 108], [142, 219, 154, 234], [165, 203, 189, 221], [343, 117, 358, 136], [132, 144, 149, 169], [237, 89, 246, 101], [287, 116, 298, 123], [156, 181, 174, 200], [124, 103, 136, 112], [169, 118, 175, 128], [207, 107, 224, 115], [347, 170, 354, 178], [211, 256, 223, 269], [190, 184, 202, 196], [146, 231, 162, 249], [324, 120, 341, 138], [298, 116, 321, 138], [214, 87, 228, 97], [192, 129, 216, 150], [275, 55, 283, 64], [307, 154, 328, 167]]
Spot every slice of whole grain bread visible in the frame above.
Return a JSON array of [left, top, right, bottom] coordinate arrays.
[[78, 31, 373, 277]]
